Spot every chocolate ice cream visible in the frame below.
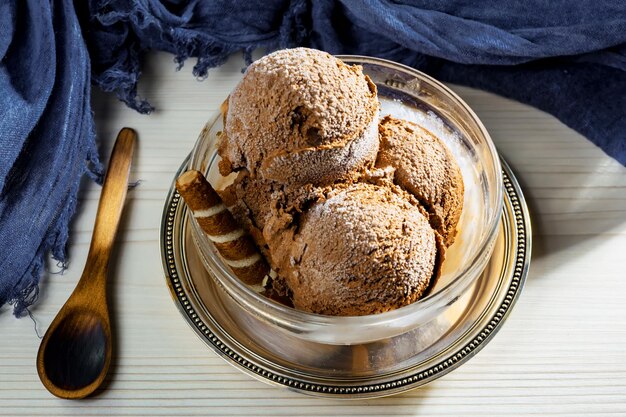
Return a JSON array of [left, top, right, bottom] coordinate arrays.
[[218, 48, 379, 186], [376, 116, 464, 246], [202, 48, 465, 316], [218, 171, 324, 257], [264, 183, 439, 316], [218, 171, 276, 254]]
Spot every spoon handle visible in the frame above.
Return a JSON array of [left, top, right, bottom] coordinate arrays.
[[81, 128, 136, 285]]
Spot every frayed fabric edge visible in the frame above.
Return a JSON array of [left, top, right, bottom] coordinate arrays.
[[7, 137, 103, 318], [90, 0, 312, 113]]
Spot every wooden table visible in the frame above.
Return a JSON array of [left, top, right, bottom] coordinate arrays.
[[2, 52, 625, 416]]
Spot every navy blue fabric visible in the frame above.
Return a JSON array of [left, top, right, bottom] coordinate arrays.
[[79, 0, 626, 162], [1, 0, 625, 315], [0, 0, 102, 316]]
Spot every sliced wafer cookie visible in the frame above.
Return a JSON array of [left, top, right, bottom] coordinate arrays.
[[176, 170, 269, 285]]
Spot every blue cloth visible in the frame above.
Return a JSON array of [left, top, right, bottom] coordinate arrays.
[[1, 0, 625, 315], [79, 0, 626, 163], [0, 0, 102, 316]]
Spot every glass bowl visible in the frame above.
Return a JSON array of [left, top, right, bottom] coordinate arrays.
[[187, 55, 502, 345]]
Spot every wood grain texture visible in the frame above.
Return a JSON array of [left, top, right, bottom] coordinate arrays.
[[36, 129, 135, 399], [1, 52, 625, 416]]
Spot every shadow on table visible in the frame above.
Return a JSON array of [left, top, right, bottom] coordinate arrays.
[[501, 149, 626, 263], [452, 84, 626, 267]]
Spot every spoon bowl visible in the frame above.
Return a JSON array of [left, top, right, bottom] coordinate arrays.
[[37, 128, 135, 399], [41, 310, 110, 396]]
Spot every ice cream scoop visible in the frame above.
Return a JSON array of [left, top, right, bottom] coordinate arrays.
[[207, 49, 464, 317], [218, 48, 379, 186], [265, 182, 439, 316], [217, 171, 277, 255], [376, 116, 464, 246]]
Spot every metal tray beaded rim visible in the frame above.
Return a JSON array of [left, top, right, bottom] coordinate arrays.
[[161, 157, 530, 397]]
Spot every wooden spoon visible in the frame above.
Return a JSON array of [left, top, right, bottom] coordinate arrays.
[[36, 128, 136, 399]]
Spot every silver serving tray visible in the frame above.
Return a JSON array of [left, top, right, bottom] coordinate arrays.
[[161, 156, 531, 398]]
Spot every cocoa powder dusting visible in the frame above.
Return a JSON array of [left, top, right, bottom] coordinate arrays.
[[376, 116, 464, 246], [218, 48, 379, 185]]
